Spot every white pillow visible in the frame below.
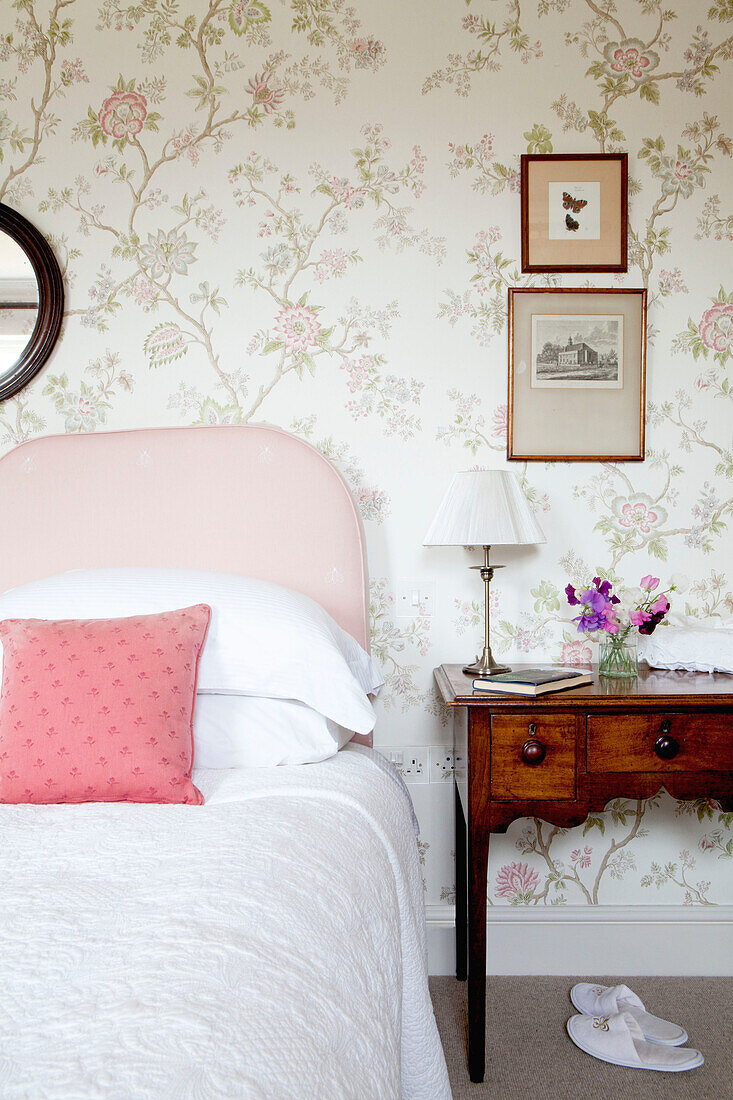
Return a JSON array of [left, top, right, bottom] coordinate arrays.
[[0, 569, 382, 734], [194, 694, 350, 768]]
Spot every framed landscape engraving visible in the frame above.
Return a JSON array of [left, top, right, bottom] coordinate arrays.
[[508, 288, 647, 461], [520, 153, 628, 273], [531, 314, 623, 389]]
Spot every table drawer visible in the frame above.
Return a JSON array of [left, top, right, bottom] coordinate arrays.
[[587, 712, 733, 773], [490, 714, 576, 800]]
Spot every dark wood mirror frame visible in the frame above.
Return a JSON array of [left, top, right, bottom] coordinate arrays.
[[0, 202, 64, 402]]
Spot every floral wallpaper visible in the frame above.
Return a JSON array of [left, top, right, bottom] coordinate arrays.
[[0, 0, 731, 909]]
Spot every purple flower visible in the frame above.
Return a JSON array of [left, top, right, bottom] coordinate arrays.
[[639, 596, 670, 635], [573, 588, 609, 632], [639, 611, 665, 635], [592, 576, 620, 603], [565, 568, 672, 638]]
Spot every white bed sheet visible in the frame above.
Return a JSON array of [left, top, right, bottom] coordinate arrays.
[[0, 745, 450, 1100]]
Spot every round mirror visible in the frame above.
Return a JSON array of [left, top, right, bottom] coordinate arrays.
[[0, 204, 63, 402]]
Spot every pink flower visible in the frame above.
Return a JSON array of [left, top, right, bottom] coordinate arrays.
[[571, 846, 593, 869], [257, 212, 275, 238], [650, 595, 670, 615], [699, 301, 733, 357], [229, 0, 270, 32], [696, 368, 717, 391], [515, 628, 542, 652], [172, 128, 199, 166], [66, 393, 100, 432], [342, 355, 377, 392], [612, 493, 667, 534], [60, 57, 88, 86], [561, 640, 592, 666], [602, 601, 620, 629], [98, 89, 147, 140], [603, 38, 659, 81], [247, 73, 285, 114], [629, 609, 651, 627], [621, 502, 657, 531], [495, 861, 540, 902], [490, 404, 508, 441], [640, 575, 660, 591], [658, 268, 688, 296], [347, 37, 385, 69], [273, 304, 322, 353]]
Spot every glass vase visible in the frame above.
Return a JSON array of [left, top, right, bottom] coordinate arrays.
[[598, 635, 638, 679]]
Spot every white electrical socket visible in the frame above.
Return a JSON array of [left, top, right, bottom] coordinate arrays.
[[403, 751, 428, 781], [428, 746, 455, 782], [381, 747, 429, 783]]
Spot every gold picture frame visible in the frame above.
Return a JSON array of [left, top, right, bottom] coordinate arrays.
[[508, 287, 647, 462]]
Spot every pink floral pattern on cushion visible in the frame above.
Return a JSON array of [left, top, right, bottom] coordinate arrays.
[[0, 605, 210, 805]]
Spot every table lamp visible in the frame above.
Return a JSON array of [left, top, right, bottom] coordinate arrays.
[[423, 470, 546, 677]]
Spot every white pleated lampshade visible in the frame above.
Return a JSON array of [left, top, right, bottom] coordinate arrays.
[[423, 470, 546, 546]]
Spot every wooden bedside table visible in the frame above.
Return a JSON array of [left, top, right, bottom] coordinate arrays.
[[434, 662, 733, 1084]]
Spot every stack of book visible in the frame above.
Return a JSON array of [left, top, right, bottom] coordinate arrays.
[[472, 667, 593, 696]]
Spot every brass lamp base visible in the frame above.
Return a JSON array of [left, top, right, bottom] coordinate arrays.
[[463, 648, 511, 677], [462, 546, 511, 678]]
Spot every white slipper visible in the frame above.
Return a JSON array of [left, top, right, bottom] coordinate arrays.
[[570, 982, 688, 1046], [567, 1012, 703, 1072]]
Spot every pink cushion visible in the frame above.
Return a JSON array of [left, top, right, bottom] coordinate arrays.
[[0, 605, 210, 804]]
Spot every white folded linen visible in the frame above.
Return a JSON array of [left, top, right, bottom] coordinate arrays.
[[639, 616, 733, 674]]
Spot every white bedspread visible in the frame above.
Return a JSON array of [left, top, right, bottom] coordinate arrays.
[[0, 746, 451, 1099]]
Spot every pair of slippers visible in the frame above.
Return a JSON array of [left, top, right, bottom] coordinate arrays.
[[566, 983, 704, 1073]]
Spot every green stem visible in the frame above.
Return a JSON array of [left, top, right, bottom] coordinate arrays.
[[599, 633, 638, 677]]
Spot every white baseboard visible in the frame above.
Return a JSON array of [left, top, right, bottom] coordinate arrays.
[[426, 903, 733, 976]]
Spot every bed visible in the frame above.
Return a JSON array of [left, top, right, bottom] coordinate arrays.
[[0, 424, 451, 1099]]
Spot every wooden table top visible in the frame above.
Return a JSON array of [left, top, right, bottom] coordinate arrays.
[[434, 663, 733, 708]]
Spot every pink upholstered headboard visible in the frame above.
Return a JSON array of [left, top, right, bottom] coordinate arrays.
[[0, 424, 372, 737]]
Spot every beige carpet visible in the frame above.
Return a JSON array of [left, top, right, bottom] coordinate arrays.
[[429, 975, 733, 1100]]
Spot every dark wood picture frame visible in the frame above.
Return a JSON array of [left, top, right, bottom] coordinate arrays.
[[507, 286, 647, 462], [520, 153, 628, 273], [0, 202, 64, 402]]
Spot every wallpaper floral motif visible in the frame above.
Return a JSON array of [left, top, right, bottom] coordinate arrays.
[[0, 0, 731, 908]]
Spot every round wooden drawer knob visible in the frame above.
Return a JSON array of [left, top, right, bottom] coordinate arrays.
[[654, 733, 680, 760], [521, 738, 546, 766]]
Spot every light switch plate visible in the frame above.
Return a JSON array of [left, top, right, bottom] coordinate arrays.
[[380, 748, 429, 783], [396, 579, 435, 618]]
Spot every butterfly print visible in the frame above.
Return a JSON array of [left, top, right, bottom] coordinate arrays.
[[565, 213, 580, 232], [563, 191, 588, 213]]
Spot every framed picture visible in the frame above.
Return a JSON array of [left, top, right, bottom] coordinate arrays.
[[520, 153, 628, 273], [507, 287, 647, 461]]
